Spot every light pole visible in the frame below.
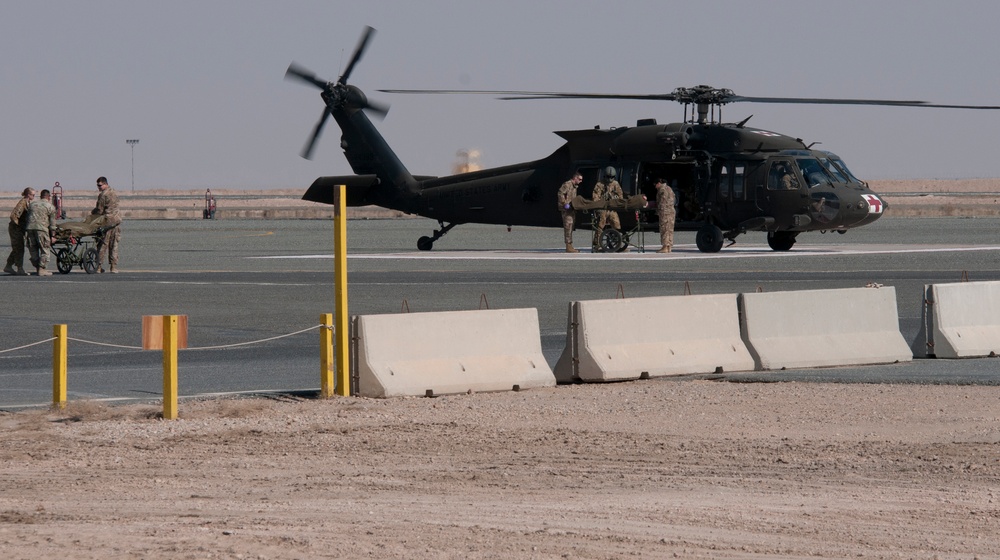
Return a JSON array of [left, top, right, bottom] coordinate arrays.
[[126, 139, 139, 193]]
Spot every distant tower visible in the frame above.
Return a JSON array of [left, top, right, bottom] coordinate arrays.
[[126, 139, 140, 193]]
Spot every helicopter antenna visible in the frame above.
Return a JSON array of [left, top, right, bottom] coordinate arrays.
[[736, 114, 753, 128]]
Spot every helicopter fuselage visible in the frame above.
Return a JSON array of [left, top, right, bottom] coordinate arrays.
[[304, 115, 886, 252]]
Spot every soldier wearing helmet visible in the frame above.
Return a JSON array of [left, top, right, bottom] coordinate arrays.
[[591, 166, 624, 250]]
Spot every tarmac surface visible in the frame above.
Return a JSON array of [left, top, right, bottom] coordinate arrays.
[[2, 216, 1000, 408]]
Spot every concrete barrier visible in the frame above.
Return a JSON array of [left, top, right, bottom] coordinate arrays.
[[353, 308, 555, 398], [553, 294, 754, 382], [740, 286, 912, 370], [911, 281, 1000, 358]]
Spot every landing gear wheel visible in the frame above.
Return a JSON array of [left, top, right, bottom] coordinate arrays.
[[598, 229, 624, 253], [56, 249, 73, 274], [83, 248, 100, 274], [767, 231, 798, 251], [417, 236, 434, 251], [695, 224, 724, 253]]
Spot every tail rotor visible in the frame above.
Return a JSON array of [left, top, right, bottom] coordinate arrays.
[[285, 26, 389, 159]]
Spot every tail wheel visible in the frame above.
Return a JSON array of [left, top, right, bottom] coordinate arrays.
[[695, 224, 724, 253], [56, 249, 73, 274], [83, 248, 100, 274], [598, 229, 624, 253], [767, 231, 798, 251]]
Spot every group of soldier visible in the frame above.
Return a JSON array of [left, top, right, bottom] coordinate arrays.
[[558, 167, 675, 254], [4, 177, 122, 276]]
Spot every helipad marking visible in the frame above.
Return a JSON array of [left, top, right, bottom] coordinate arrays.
[[249, 244, 1000, 261]]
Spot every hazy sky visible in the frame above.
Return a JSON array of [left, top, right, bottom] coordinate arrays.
[[3, 1, 1000, 191]]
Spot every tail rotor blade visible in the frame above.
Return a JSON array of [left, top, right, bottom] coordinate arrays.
[[338, 26, 375, 85], [364, 98, 390, 119], [301, 108, 331, 160], [285, 63, 327, 90]]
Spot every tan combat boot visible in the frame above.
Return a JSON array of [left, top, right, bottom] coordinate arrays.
[[565, 243, 579, 253], [656, 247, 671, 254], [37, 267, 52, 277]]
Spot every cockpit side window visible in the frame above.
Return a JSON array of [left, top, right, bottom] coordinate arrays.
[[796, 158, 834, 188], [767, 160, 799, 191]]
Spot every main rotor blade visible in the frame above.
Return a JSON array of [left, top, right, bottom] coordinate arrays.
[[301, 108, 331, 160], [285, 63, 327, 90], [338, 26, 375, 85], [379, 88, 1000, 109], [378, 89, 678, 101], [729, 95, 930, 107]]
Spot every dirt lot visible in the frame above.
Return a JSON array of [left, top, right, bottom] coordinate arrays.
[[2, 381, 999, 559]]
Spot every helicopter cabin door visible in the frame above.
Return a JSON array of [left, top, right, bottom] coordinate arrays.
[[761, 158, 808, 227], [715, 161, 758, 228]]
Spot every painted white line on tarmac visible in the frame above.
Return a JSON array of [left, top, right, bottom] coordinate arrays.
[[250, 244, 1000, 261]]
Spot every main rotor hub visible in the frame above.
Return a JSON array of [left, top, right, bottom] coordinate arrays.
[[672, 86, 735, 106]]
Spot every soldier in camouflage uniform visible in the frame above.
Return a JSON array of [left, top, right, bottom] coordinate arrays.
[[92, 176, 122, 273], [655, 179, 676, 253], [591, 166, 623, 249], [25, 189, 56, 276], [4, 187, 34, 276], [557, 171, 583, 253]]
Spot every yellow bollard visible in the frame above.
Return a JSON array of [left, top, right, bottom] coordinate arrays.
[[53, 324, 67, 408], [320, 313, 334, 398], [333, 184, 350, 396], [162, 315, 179, 420]]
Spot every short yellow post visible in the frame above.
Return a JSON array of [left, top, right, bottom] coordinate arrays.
[[320, 313, 334, 398], [52, 324, 67, 408], [333, 184, 350, 396], [162, 315, 179, 420]]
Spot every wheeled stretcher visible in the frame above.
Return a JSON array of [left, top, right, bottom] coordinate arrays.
[[51, 214, 117, 274], [571, 194, 650, 252]]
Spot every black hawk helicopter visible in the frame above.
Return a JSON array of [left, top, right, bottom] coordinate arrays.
[[286, 27, 1000, 253]]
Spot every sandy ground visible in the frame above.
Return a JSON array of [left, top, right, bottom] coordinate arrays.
[[2, 381, 999, 559]]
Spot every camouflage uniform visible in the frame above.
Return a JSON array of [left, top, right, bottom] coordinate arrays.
[[5, 196, 31, 274], [93, 185, 122, 272], [557, 179, 578, 245], [26, 198, 56, 274], [591, 179, 623, 244], [655, 181, 676, 253]]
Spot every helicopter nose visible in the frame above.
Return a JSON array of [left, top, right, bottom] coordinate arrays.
[[849, 193, 887, 227]]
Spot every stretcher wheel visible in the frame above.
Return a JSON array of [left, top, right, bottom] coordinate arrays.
[[83, 248, 100, 274], [598, 229, 624, 253], [56, 249, 74, 274]]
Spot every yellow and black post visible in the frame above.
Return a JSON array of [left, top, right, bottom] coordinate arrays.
[[333, 184, 350, 396], [53, 324, 67, 408], [162, 315, 179, 419], [320, 313, 334, 397]]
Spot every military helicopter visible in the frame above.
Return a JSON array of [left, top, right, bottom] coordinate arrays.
[[286, 27, 1000, 253]]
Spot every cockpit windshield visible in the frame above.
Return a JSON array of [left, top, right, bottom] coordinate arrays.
[[795, 158, 835, 188], [818, 158, 849, 183], [829, 157, 861, 183]]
